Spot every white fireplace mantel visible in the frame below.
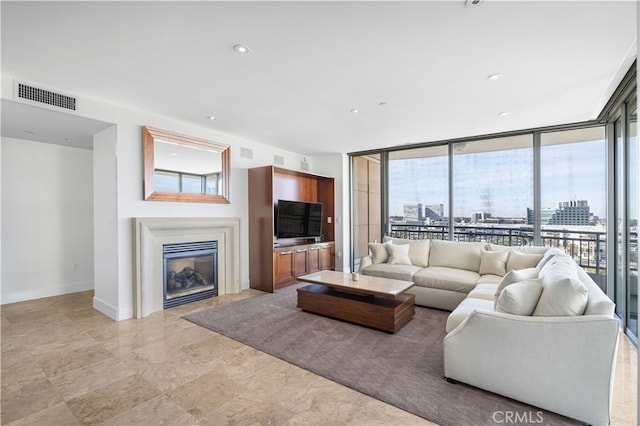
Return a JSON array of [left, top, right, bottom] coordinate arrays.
[[133, 217, 241, 318]]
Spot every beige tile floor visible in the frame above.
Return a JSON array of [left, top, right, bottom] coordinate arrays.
[[1, 289, 637, 426]]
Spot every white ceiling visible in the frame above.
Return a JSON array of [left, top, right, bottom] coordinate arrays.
[[1, 1, 637, 155]]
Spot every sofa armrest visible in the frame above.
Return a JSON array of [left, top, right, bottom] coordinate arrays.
[[358, 255, 373, 271], [444, 310, 619, 425]]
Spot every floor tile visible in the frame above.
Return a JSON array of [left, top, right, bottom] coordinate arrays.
[[5, 402, 79, 426], [1, 378, 64, 424], [66, 374, 161, 425]]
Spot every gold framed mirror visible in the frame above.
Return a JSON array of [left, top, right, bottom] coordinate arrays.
[[143, 126, 230, 203]]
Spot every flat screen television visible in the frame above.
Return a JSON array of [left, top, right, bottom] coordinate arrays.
[[276, 199, 323, 239]]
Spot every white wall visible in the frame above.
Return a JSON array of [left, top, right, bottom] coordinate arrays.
[[1, 137, 94, 303], [92, 126, 119, 318], [312, 153, 350, 272]]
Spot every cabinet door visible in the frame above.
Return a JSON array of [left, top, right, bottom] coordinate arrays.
[[319, 245, 334, 270], [274, 250, 295, 286], [294, 248, 308, 276], [307, 246, 321, 273]]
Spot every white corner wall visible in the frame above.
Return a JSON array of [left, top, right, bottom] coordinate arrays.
[[1, 137, 94, 303], [92, 126, 120, 318]]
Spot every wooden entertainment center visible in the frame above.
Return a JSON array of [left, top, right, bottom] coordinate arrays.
[[248, 166, 335, 292]]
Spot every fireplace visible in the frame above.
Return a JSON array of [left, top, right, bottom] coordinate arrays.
[[163, 240, 218, 308], [134, 217, 241, 318]]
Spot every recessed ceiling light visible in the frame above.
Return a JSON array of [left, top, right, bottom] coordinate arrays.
[[233, 44, 250, 54], [207, 115, 216, 120], [488, 73, 504, 80], [350, 109, 359, 113], [498, 111, 510, 117], [465, 0, 483, 8]]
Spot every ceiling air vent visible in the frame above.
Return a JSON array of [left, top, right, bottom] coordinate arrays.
[[14, 80, 78, 113]]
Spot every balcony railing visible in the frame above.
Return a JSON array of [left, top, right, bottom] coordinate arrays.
[[389, 223, 612, 277]]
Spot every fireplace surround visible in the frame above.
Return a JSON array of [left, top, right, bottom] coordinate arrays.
[[133, 217, 241, 318]]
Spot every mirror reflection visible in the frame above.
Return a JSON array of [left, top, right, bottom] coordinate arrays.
[[153, 140, 222, 195], [143, 126, 230, 203]]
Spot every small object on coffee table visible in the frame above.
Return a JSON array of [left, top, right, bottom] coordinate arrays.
[[297, 270, 415, 333]]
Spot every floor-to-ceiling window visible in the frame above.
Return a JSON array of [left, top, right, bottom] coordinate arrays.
[[452, 135, 533, 245], [613, 95, 638, 341], [387, 145, 449, 240], [628, 102, 638, 337], [540, 127, 607, 289]]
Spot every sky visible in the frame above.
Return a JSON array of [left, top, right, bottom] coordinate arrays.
[[389, 139, 607, 219]]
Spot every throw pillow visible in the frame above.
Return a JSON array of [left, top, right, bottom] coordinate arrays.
[[506, 252, 544, 272], [387, 243, 412, 265], [479, 248, 509, 276], [407, 240, 430, 267], [496, 278, 544, 316], [494, 267, 539, 309], [533, 277, 588, 316], [383, 237, 430, 267], [368, 242, 390, 264]]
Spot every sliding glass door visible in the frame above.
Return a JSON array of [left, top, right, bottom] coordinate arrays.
[[614, 100, 638, 340], [628, 102, 638, 337]]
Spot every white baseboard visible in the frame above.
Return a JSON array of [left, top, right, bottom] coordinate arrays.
[[92, 296, 133, 321], [1, 280, 94, 305]]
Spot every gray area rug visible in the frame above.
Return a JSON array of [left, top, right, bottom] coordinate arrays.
[[184, 284, 580, 426]]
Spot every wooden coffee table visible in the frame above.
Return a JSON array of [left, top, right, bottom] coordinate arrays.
[[296, 270, 415, 333]]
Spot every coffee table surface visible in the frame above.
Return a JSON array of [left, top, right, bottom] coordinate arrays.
[[297, 270, 414, 298]]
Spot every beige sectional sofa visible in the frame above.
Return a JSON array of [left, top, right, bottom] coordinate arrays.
[[358, 237, 620, 426]]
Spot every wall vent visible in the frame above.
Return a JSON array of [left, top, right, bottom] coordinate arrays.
[[240, 147, 253, 159], [274, 155, 284, 166], [14, 80, 78, 113]]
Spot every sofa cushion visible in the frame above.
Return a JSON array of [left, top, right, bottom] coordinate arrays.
[[428, 240, 484, 272], [476, 274, 502, 285], [413, 266, 480, 293], [479, 248, 508, 276], [536, 247, 565, 270], [494, 267, 539, 298], [487, 244, 548, 255], [506, 252, 544, 272], [387, 243, 412, 265], [368, 242, 390, 264], [534, 260, 588, 316], [533, 278, 588, 316], [468, 283, 499, 301], [445, 297, 494, 333], [360, 263, 421, 281], [578, 267, 616, 316], [538, 253, 575, 277], [383, 237, 430, 267], [496, 278, 543, 315]]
